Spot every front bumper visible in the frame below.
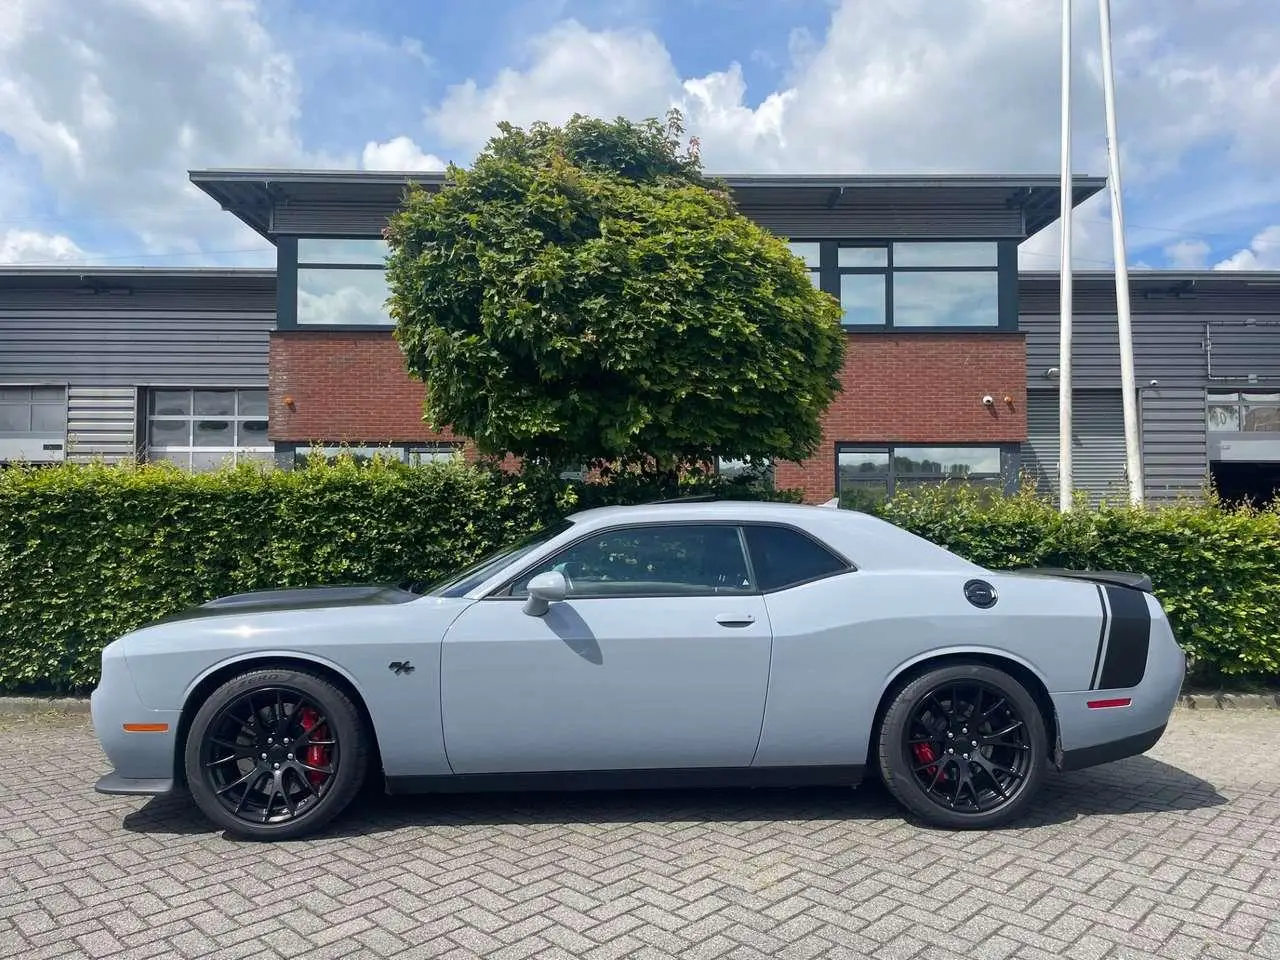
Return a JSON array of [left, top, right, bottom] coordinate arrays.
[[95, 773, 175, 796], [90, 644, 181, 788]]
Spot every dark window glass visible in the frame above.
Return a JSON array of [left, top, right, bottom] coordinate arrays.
[[744, 525, 847, 591], [512, 524, 752, 598]]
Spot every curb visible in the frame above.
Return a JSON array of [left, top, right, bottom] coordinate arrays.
[[1178, 692, 1280, 711], [0, 696, 91, 715], [1, 692, 1277, 716]]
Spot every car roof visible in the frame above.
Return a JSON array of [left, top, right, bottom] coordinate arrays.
[[564, 498, 846, 526], [559, 498, 982, 574]]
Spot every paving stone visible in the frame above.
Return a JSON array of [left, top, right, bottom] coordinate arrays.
[[0, 711, 1277, 960]]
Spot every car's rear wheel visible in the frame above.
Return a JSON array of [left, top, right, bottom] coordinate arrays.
[[184, 668, 368, 840], [876, 662, 1047, 829]]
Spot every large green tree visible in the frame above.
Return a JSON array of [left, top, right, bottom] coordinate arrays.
[[384, 111, 845, 474]]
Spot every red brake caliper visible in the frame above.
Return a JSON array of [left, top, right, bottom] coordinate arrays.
[[912, 742, 939, 777], [299, 707, 329, 788]]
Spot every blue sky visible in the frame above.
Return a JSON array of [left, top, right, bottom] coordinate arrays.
[[1, 0, 1277, 272]]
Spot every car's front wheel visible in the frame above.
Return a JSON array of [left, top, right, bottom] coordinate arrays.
[[876, 662, 1047, 829], [184, 667, 369, 840]]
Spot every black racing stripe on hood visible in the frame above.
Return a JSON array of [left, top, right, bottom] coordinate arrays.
[[1097, 583, 1151, 689], [154, 584, 420, 624]]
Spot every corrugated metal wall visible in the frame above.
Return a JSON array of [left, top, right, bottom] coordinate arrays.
[[66, 385, 137, 464], [0, 274, 274, 461], [1205, 319, 1280, 381], [738, 204, 1024, 239], [1019, 307, 1280, 501], [273, 202, 395, 236], [1141, 387, 1209, 500], [1023, 389, 1130, 504], [272, 200, 1026, 240]]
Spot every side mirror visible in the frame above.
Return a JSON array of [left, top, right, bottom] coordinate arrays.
[[522, 570, 568, 617]]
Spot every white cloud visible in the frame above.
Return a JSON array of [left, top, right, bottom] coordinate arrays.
[[361, 136, 445, 172], [426, 21, 679, 151], [1215, 225, 1280, 271], [0, 229, 90, 264], [416, 1, 1280, 266], [1166, 238, 1211, 269], [0, 0, 307, 258]]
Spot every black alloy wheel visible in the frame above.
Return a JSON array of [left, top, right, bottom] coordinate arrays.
[[184, 668, 368, 840], [877, 663, 1047, 829]]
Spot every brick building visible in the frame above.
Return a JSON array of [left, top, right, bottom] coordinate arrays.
[[6, 170, 1278, 505], [188, 170, 1105, 503]]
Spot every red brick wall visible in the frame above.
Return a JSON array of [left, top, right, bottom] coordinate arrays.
[[774, 332, 1027, 501], [268, 331, 456, 444], [269, 329, 1027, 500]]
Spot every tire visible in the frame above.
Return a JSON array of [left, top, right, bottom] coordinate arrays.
[[876, 662, 1047, 829], [184, 668, 369, 840]]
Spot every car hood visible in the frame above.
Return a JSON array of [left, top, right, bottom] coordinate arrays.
[[153, 584, 422, 625]]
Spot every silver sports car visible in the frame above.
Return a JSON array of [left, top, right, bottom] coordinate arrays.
[[91, 498, 1185, 839]]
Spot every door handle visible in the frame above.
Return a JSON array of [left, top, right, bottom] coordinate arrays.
[[715, 614, 756, 627]]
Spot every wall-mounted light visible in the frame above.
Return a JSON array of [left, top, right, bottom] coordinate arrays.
[[282, 395, 296, 410], [1043, 367, 1060, 379]]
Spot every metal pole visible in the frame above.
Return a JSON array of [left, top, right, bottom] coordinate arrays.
[[1058, 0, 1074, 511], [1098, 0, 1144, 505]]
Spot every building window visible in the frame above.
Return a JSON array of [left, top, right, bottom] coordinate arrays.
[[787, 242, 822, 288], [1208, 391, 1280, 432], [0, 386, 66, 436], [294, 442, 462, 466], [0, 386, 67, 463], [145, 388, 273, 471], [715, 456, 775, 487], [790, 240, 1002, 329], [837, 444, 1006, 506], [295, 238, 392, 326]]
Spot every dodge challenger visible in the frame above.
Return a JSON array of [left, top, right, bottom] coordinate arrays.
[[90, 498, 1185, 839]]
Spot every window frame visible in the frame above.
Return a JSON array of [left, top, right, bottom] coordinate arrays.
[[141, 386, 273, 471], [0, 385, 68, 438], [485, 519, 854, 601], [277, 234, 397, 331], [1206, 389, 1280, 434], [835, 442, 1017, 501], [789, 238, 1019, 332]]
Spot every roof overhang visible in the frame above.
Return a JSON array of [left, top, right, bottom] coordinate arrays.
[[1019, 270, 1280, 298], [190, 169, 1106, 243], [0, 265, 276, 295]]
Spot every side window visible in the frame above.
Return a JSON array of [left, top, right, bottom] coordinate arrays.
[[510, 524, 753, 598], [744, 525, 848, 591]]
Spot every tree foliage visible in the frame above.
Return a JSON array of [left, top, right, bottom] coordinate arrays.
[[384, 110, 845, 472]]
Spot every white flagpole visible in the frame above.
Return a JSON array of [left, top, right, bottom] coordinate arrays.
[[1098, 0, 1144, 505], [1058, 0, 1074, 511]]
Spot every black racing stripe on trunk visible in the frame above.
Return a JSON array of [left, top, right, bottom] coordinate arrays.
[[1097, 584, 1151, 689], [1089, 584, 1109, 690]]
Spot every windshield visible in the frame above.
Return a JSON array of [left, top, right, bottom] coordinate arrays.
[[417, 519, 574, 598]]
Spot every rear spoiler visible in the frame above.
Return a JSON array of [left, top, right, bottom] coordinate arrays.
[[1012, 568, 1154, 593]]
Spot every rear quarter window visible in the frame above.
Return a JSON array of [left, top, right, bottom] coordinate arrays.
[[744, 525, 849, 591]]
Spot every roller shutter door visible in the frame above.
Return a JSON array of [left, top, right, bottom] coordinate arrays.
[[1023, 389, 1129, 504]]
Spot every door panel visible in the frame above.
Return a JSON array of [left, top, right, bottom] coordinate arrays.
[[440, 595, 772, 774]]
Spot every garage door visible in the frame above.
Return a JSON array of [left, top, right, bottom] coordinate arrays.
[[1023, 389, 1128, 504]]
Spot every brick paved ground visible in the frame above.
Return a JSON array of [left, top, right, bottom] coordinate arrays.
[[1, 710, 1277, 960]]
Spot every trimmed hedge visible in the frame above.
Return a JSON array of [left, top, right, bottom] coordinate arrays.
[[878, 484, 1280, 682], [1, 459, 1276, 692], [0, 457, 781, 692]]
